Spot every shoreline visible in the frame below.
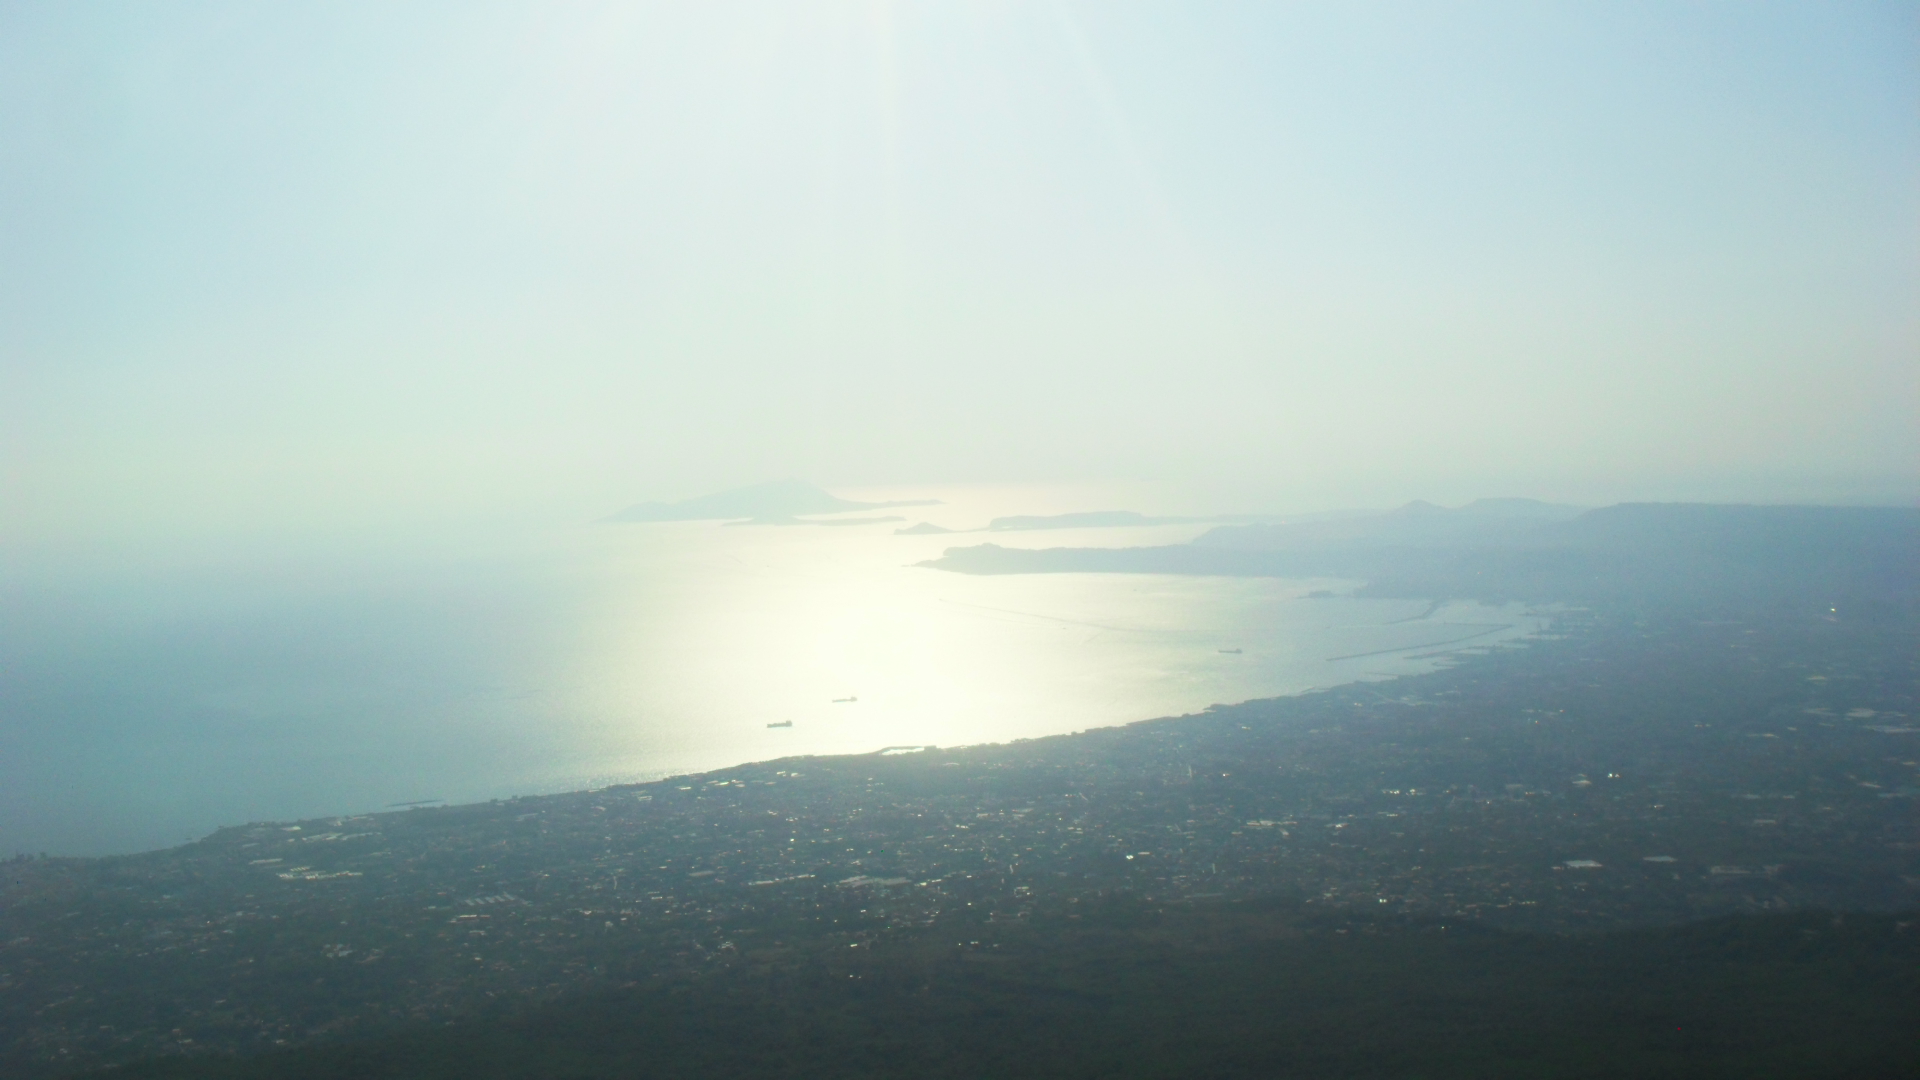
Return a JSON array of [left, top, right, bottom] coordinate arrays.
[[9, 603, 1914, 1075], [50, 611, 1558, 863], [5, 562, 1546, 862]]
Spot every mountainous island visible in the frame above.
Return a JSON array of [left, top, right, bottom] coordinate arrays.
[[983, 510, 1229, 530], [896, 509, 1271, 535]]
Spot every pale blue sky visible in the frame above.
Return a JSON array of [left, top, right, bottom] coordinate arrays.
[[3, 1, 1915, 542]]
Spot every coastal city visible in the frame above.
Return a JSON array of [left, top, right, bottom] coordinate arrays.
[[3, 607, 1915, 1076]]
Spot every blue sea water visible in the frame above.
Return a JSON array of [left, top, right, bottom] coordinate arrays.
[[1, 490, 1548, 856]]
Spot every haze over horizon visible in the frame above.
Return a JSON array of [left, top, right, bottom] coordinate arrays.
[[6, 9, 1920, 1075], [3, 1, 1916, 550]]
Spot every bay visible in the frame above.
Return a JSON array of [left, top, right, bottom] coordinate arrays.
[[0, 487, 1548, 856]]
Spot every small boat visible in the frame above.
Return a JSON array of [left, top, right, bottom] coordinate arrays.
[[1218, 648, 1243, 654], [832, 696, 858, 703], [766, 720, 793, 728]]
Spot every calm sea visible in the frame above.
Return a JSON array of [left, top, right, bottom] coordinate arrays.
[[1, 488, 1548, 856]]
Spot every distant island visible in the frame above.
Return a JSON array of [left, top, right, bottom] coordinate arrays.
[[986, 510, 1221, 530], [722, 515, 906, 528], [605, 479, 939, 524], [897, 509, 1273, 535]]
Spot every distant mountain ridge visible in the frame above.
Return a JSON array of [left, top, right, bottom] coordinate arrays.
[[606, 480, 939, 523], [1196, 498, 1584, 551]]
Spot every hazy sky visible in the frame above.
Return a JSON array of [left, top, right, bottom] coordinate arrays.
[[3, 1, 1915, 543]]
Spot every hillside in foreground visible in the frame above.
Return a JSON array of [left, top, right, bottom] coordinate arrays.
[[98, 905, 1920, 1080]]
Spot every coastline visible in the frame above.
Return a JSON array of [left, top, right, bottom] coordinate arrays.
[[151, 605, 1557, 859], [8, 583, 1552, 860], [8, 603, 1915, 1076]]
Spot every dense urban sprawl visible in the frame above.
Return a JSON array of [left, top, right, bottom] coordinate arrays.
[[3, 606, 1915, 1075]]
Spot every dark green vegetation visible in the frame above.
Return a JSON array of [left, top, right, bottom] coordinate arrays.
[[90, 906, 1920, 1080], [5, 503, 1915, 1077]]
